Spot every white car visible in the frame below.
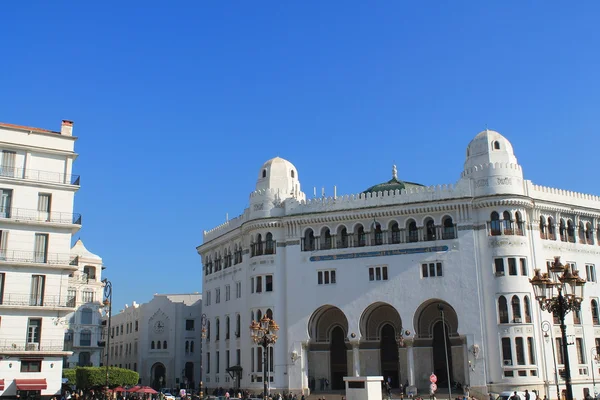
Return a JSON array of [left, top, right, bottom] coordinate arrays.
[[162, 393, 176, 400]]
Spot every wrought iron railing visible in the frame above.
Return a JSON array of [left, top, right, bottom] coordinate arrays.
[[0, 206, 81, 225], [0, 340, 66, 352], [0, 250, 77, 265], [0, 293, 76, 307], [0, 167, 80, 185]]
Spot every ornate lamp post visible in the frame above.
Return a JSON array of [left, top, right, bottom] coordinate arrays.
[[250, 315, 279, 400], [101, 279, 113, 397], [591, 346, 600, 398], [542, 320, 560, 399], [200, 314, 207, 399], [530, 256, 586, 400]]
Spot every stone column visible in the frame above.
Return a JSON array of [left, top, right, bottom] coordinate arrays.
[[350, 340, 361, 376], [405, 339, 415, 386], [301, 341, 309, 393]]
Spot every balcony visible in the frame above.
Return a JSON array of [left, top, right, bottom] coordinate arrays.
[[0, 340, 68, 353], [0, 250, 77, 267], [0, 207, 81, 225], [0, 293, 76, 308], [0, 167, 80, 186]]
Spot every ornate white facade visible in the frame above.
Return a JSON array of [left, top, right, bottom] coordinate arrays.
[[63, 239, 105, 368], [197, 130, 600, 399], [107, 294, 203, 391], [0, 120, 81, 399]]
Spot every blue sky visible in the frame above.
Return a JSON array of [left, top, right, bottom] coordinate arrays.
[[1, 2, 599, 309]]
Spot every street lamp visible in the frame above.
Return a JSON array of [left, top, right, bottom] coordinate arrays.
[[542, 320, 560, 399], [200, 314, 207, 399], [249, 315, 279, 400], [591, 347, 600, 398], [530, 256, 586, 400], [437, 304, 452, 400], [101, 279, 113, 396]]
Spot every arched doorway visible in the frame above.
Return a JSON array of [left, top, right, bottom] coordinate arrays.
[[184, 362, 194, 389], [307, 305, 349, 393], [330, 326, 347, 390], [151, 362, 166, 390], [380, 324, 400, 388], [413, 300, 463, 389], [359, 302, 402, 387]]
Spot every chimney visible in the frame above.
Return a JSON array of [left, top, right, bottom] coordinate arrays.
[[61, 120, 73, 136]]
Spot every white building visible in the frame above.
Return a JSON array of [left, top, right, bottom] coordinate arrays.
[[0, 120, 81, 399], [197, 130, 600, 399], [63, 239, 105, 368], [107, 294, 203, 391]]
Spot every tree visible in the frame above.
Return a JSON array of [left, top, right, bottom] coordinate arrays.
[[75, 367, 139, 389], [63, 368, 77, 385]]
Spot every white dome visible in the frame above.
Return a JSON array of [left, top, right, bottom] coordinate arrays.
[[255, 156, 301, 197], [464, 129, 518, 169], [70, 239, 102, 261]]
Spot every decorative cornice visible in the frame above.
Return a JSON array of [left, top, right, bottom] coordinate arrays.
[[472, 197, 534, 209]]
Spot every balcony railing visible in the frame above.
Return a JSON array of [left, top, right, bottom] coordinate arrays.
[[0, 340, 66, 352], [0, 250, 77, 265], [0, 293, 76, 307], [0, 167, 80, 186], [0, 207, 81, 225]]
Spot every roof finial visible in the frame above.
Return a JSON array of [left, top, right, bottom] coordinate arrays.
[[485, 123, 489, 133], [392, 164, 398, 180]]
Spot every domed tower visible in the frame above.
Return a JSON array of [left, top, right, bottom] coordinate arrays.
[[462, 129, 525, 196], [250, 157, 305, 219]]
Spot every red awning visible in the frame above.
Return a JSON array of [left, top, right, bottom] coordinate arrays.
[[15, 378, 47, 390], [0, 379, 4, 390]]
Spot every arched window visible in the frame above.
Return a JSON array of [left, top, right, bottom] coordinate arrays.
[[226, 316, 230, 340], [592, 300, 599, 325], [490, 212, 501, 236], [265, 232, 275, 255], [524, 296, 532, 323], [338, 226, 349, 248], [321, 227, 332, 250], [515, 212, 524, 235], [266, 308, 273, 319], [303, 229, 315, 251], [262, 169, 267, 178], [442, 217, 455, 239], [163, 341, 167, 349], [185, 340, 189, 353], [573, 308, 582, 325], [251, 311, 254, 323], [151, 341, 155, 349], [559, 219, 567, 242], [157, 341, 161, 349], [512, 296, 522, 322], [407, 220, 418, 243], [539, 216, 546, 239], [190, 341, 195, 353], [373, 223, 383, 246], [291, 170, 295, 178], [548, 217, 556, 239], [390, 222, 401, 244], [236, 314, 241, 337], [586, 223, 594, 245], [256, 310, 263, 322], [579, 222, 586, 243], [503, 211, 513, 234], [567, 220, 575, 242], [425, 218, 436, 241], [206, 320, 210, 341], [81, 308, 93, 325], [494, 141, 500, 150], [215, 318, 220, 340], [498, 296, 509, 323], [355, 224, 366, 247]]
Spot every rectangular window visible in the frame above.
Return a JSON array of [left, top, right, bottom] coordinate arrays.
[[251, 278, 255, 294], [80, 331, 91, 346], [120, 325, 123, 335], [27, 318, 42, 343], [236, 281, 242, 298], [369, 266, 388, 281], [236, 349, 241, 365], [422, 263, 443, 278], [318, 270, 336, 285], [225, 284, 231, 301], [206, 352, 211, 374], [574, 309, 582, 325], [265, 275, 273, 292], [30, 275, 45, 306], [501, 337, 512, 365], [494, 258, 505, 276], [251, 348, 254, 373], [269, 346, 274, 372], [0, 272, 5, 304], [527, 337, 535, 364], [186, 319, 195, 331], [318, 271, 323, 285], [0, 188, 13, 218], [520, 258, 528, 276], [37, 193, 52, 221], [369, 267, 375, 281], [508, 258, 517, 275], [21, 360, 41, 373], [331, 270, 336, 283], [376, 267, 381, 280], [515, 337, 525, 365], [0, 229, 8, 259], [226, 350, 230, 369], [82, 291, 94, 303], [257, 347, 262, 372], [135, 321, 139, 331], [324, 271, 329, 284], [34, 233, 48, 263], [256, 276, 262, 293], [586, 264, 597, 283], [556, 338, 564, 364], [0, 150, 16, 177], [216, 288, 221, 303], [577, 338, 585, 364]]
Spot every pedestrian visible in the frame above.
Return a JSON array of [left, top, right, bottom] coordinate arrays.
[[525, 390, 530, 400]]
